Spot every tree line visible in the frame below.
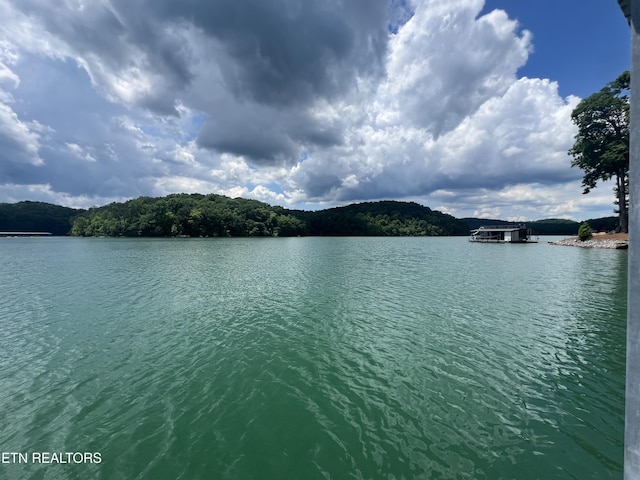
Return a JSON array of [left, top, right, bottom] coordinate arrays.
[[68, 194, 470, 237], [462, 217, 619, 236], [70, 194, 306, 237], [1, 196, 620, 237], [0, 201, 82, 235]]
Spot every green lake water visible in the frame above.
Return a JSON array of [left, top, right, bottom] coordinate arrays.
[[0, 236, 627, 479]]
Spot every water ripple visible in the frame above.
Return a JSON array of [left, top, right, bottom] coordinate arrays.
[[0, 237, 625, 479]]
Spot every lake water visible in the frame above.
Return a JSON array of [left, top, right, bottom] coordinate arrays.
[[0, 236, 627, 479]]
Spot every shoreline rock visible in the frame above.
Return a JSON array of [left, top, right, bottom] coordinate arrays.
[[549, 238, 629, 249]]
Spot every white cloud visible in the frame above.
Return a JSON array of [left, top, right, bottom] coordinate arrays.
[[284, 2, 582, 219], [0, 103, 44, 166], [65, 142, 97, 162], [220, 185, 287, 205], [0, 182, 121, 209], [0, 46, 45, 167], [381, 1, 531, 135], [0, 61, 20, 93], [0, 0, 622, 221]]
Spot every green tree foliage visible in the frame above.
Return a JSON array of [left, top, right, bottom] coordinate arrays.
[[0, 201, 83, 235], [527, 219, 579, 236], [69, 195, 468, 237], [294, 201, 468, 236], [569, 71, 630, 232], [578, 221, 593, 241], [5, 196, 621, 238], [583, 216, 618, 233], [71, 194, 306, 237]]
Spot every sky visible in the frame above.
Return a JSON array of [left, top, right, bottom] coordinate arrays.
[[0, 0, 631, 220]]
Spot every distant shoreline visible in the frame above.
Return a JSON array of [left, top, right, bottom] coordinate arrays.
[[549, 232, 629, 249]]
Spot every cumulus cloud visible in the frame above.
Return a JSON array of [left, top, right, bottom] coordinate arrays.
[[0, 0, 607, 220], [285, 1, 582, 213], [0, 55, 44, 170], [0, 103, 44, 168], [382, 1, 532, 136]]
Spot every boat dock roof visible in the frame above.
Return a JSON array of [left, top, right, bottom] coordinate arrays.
[[472, 224, 527, 231], [0, 232, 53, 236]]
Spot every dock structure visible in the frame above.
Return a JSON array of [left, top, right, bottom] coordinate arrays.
[[618, 1, 640, 478], [469, 224, 536, 243], [0, 232, 53, 237]]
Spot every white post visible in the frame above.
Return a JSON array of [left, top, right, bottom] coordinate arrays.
[[626, 0, 640, 478]]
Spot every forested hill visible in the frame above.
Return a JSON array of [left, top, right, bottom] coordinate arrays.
[[461, 218, 579, 235], [461, 216, 620, 236], [69, 194, 468, 237], [295, 201, 468, 236], [71, 194, 305, 237], [0, 201, 83, 235], [2, 195, 619, 237]]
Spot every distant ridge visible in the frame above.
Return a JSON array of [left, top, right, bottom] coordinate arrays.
[[0, 195, 620, 236], [294, 200, 469, 236], [461, 217, 619, 236], [0, 201, 84, 236]]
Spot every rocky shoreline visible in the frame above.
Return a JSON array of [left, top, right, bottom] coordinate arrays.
[[549, 237, 629, 249]]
